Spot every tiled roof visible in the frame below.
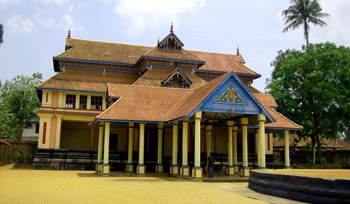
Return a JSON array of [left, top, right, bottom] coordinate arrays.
[[56, 38, 153, 64], [55, 38, 260, 76], [253, 94, 278, 107], [263, 106, 302, 130], [133, 68, 207, 89], [143, 47, 203, 63], [273, 134, 348, 149], [188, 50, 261, 77], [36, 69, 139, 93], [98, 84, 192, 122]]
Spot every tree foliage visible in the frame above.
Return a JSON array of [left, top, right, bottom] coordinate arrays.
[[266, 42, 350, 163], [0, 73, 42, 139], [282, 0, 329, 46], [0, 24, 3, 45]]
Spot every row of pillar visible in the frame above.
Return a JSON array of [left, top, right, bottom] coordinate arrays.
[[96, 112, 291, 177]]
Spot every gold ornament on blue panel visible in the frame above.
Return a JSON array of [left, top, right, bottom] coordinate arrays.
[[215, 86, 246, 104]]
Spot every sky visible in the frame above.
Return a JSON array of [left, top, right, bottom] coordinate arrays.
[[1, 0, 349, 92]]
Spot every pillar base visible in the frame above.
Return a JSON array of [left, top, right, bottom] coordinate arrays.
[[101, 164, 110, 176], [234, 165, 240, 174], [284, 166, 291, 169], [156, 164, 163, 173], [126, 164, 133, 172], [240, 167, 250, 177], [192, 167, 203, 179], [227, 166, 235, 176], [180, 166, 190, 177], [95, 163, 102, 173], [137, 165, 146, 175], [170, 165, 179, 175]]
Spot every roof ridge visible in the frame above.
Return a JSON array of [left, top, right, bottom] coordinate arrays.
[[267, 106, 303, 129], [67, 38, 153, 48], [108, 83, 194, 92]]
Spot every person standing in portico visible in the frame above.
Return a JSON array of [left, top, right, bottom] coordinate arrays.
[[207, 153, 216, 179]]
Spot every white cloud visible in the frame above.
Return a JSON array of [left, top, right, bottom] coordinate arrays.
[[0, 0, 22, 6], [6, 15, 35, 34], [34, 0, 67, 6], [115, 0, 206, 35]]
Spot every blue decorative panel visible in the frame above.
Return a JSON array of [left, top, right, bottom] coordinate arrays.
[[215, 86, 246, 104]]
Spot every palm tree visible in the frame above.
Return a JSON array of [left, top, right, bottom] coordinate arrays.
[[282, 0, 329, 46]]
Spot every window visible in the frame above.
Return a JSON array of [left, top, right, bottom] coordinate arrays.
[[35, 123, 40, 134], [79, 95, 87, 109], [65, 94, 76, 108], [91, 96, 103, 110]]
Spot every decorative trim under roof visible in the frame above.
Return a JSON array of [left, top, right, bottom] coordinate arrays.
[[161, 68, 193, 86], [159, 32, 184, 47]]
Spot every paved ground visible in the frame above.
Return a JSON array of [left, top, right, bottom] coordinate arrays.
[[0, 165, 305, 204]]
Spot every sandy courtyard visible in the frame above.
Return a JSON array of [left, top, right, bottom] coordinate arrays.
[[0, 165, 268, 204]]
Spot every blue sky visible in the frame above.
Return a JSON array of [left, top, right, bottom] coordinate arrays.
[[1, 0, 349, 92]]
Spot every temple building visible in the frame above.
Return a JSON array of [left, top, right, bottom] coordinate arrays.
[[34, 26, 302, 178]]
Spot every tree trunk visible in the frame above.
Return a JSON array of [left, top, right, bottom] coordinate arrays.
[[316, 135, 322, 164], [311, 135, 316, 165]]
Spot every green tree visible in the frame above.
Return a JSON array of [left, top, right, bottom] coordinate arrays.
[[0, 24, 3, 45], [282, 0, 329, 46], [0, 73, 42, 139], [266, 42, 350, 164]]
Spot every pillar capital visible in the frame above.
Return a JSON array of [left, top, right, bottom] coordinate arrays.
[[227, 120, 234, 127], [182, 119, 190, 124], [194, 111, 202, 120], [99, 121, 105, 126], [129, 122, 134, 128], [158, 123, 164, 129], [233, 126, 238, 132], [241, 118, 248, 126], [172, 122, 178, 126], [258, 114, 266, 122], [205, 125, 213, 131]]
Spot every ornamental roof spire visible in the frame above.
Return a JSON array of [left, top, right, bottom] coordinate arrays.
[[67, 28, 71, 38], [170, 22, 173, 33], [236, 45, 240, 55]]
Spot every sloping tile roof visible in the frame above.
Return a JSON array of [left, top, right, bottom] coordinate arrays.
[[188, 50, 261, 77], [263, 106, 303, 130], [37, 69, 139, 93], [55, 38, 260, 76], [253, 94, 278, 107], [133, 68, 207, 89], [273, 134, 346, 149], [56, 38, 153, 64], [143, 47, 203, 63], [98, 84, 192, 122]]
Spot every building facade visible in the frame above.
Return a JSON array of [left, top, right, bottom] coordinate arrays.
[[34, 26, 302, 178]]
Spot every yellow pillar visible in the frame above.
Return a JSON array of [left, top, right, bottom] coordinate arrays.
[[256, 129, 260, 167], [102, 122, 110, 176], [227, 121, 234, 175], [156, 123, 163, 172], [170, 122, 179, 175], [55, 115, 62, 149], [284, 130, 290, 168], [205, 125, 213, 158], [137, 123, 146, 175], [192, 111, 203, 179], [258, 114, 266, 169], [96, 123, 104, 173], [233, 126, 239, 174], [126, 122, 134, 172], [240, 118, 249, 177], [180, 120, 190, 177]]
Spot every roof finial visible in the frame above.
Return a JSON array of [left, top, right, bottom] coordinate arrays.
[[170, 22, 173, 33], [157, 37, 160, 45], [236, 45, 240, 55], [67, 27, 71, 38]]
